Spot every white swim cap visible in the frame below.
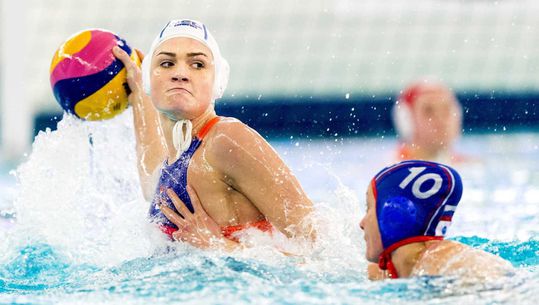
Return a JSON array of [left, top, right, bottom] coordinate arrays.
[[141, 19, 230, 100]]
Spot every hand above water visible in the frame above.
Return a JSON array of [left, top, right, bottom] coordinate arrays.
[[159, 186, 240, 250], [112, 46, 145, 106], [113, 46, 167, 201]]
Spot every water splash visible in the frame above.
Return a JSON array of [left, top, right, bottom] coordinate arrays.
[[4, 110, 165, 267], [1, 115, 538, 304]]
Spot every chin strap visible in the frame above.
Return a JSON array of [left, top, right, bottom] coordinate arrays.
[[378, 236, 444, 279], [172, 119, 193, 160]]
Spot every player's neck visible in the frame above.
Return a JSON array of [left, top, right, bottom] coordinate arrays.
[[405, 142, 448, 161], [190, 108, 217, 136], [160, 108, 217, 161], [390, 242, 427, 278]]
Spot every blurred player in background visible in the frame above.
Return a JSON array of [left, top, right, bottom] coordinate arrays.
[[392, 80, 465, 163]]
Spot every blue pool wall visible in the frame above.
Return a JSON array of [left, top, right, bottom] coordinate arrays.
[[34, 91, 539, 139]]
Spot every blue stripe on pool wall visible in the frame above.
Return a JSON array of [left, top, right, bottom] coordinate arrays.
[[37, 91, 539, 138]]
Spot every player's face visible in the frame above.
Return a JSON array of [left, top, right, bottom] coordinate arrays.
[[150, 37, 215, 120], [412, 90, 461, 149], [360, 185, 384, 262]]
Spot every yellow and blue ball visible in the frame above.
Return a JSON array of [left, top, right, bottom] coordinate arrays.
[[50, 29, 141, 120]]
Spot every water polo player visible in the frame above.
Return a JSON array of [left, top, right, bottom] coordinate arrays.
[[113, 19, 314, 249], [392, 81, 464, 163], [360, 160, 513, 280]]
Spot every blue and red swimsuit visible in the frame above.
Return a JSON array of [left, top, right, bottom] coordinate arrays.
[[148, 116, 272, 241]]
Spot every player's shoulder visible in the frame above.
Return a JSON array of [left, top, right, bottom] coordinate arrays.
[[204, 117, 266, 164], [213, 116, 247, 134], [209, 117, 263, 148]]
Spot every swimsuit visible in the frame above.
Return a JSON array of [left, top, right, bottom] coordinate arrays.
[[148, 116, 272, 240]]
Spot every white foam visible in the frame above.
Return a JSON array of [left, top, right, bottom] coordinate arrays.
[[1, 109, 372, 274], [5, 110, 167, 267]]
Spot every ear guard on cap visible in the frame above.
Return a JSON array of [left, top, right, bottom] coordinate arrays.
[[378, 196, 429, 249], [214, 57, 230, 99], [141, 55, 152, 95], [392, 102, 414, 142]]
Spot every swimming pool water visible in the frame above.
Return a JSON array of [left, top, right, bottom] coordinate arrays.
[[0, 112, 538, 305], [1, 239, 535, 305]]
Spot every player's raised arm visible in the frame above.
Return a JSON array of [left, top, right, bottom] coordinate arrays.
[[113, 46, 166, 200]]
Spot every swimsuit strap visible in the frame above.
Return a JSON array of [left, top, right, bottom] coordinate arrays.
[[197, 116, 221, 140], [378, 235, 443, 279]]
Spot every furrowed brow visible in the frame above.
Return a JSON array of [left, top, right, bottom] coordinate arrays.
[[186, 52, 208, 58], [156, 51, 176, 57]]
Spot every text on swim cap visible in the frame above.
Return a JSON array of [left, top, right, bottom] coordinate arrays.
[[166, 20, 208, 40], [173, 20, 202, 30], [399, 167, 443, 199]]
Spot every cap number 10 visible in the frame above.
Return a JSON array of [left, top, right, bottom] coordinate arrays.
[[399, 167, 443, 199]]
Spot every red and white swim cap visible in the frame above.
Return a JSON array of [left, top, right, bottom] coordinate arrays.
[[392, 80, 457, 141]]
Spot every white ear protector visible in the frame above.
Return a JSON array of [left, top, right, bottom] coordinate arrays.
[[392, 101, 414, 142]]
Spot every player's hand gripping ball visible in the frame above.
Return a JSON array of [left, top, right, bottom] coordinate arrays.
[[50, 29, 141, 120]]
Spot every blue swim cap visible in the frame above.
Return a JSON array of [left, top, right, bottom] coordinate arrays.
[[372, 160, 463, 250]]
